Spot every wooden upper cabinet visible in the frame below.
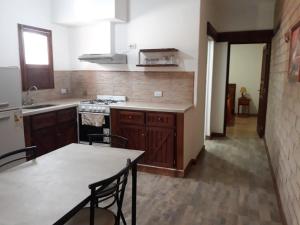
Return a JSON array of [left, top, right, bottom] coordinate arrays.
[[18, 24, 54, 91]]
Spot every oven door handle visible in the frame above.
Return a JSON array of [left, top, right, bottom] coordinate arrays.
[[78, 112, 110, 116]]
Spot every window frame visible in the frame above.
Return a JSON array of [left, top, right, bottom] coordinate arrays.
[[18, 24, 54, 91]]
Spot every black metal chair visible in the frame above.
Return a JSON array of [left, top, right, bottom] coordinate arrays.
[[0, 146, 37, 171], [88, 134, 128, 149], [87, 134, 129, 220], [65, 159, 132, 225]]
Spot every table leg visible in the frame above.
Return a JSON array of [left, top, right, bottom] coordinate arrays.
[[132, 162, 137, 225]]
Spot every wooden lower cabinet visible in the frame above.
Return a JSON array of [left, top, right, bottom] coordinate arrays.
[[111, 109, 181, 169], [117, 124, 146, 150], [57, 121, 78, 148], [146, 127, 175, 168], [24, 107, 78, 157], [32, 126, 57, 157]]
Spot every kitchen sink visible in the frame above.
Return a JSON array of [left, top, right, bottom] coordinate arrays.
[[23, 104, 57, 109]]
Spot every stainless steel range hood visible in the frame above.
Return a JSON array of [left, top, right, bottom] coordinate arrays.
[[78, 54, 127, 64]]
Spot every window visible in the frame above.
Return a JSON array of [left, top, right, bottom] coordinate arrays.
[[18, 24, 54, 90]]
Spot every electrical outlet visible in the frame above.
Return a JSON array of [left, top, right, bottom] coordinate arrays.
[[60, 88, 68, 95], [154, 91, 163, 97], [128, 43, 137, 50]]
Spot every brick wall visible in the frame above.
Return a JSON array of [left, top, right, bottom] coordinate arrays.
[[265, 0, 300, 225]]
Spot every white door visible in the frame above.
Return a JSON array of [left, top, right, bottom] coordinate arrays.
[[0, 109, 25, 155]]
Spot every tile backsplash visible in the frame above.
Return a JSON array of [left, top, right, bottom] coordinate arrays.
[[70, 71, 194, 104], [24, 71, 194, 104], [22, 71, 72, 104]]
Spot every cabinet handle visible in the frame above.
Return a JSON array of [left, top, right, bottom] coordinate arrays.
[[141, 133, 145, 136], [128, 116, 132, 119], [158, 117, 161, 121]]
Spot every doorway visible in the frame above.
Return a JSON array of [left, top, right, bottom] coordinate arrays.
[[224, 43, 271, 138]]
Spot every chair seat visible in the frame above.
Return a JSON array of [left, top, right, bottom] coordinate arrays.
[[65, 208, 115, 225]]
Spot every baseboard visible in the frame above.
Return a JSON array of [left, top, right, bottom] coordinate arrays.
[[263, 138, 288, 225], [205, 135, 212, 140], [138, 146, 206, 178], [211, 132, 225, 139], [137, 164, 185, 177], [182, 145, 206, 177]]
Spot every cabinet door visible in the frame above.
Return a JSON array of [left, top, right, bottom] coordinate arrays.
[[117, 125, 146, 151], [32, 127, 57, 156], [146, 127, 175, 168], [57, 121, 78, 148]]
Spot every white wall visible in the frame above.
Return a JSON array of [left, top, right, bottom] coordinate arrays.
[[0, 0, 70, 70], [210, 42, 228, 134], [204, 39, 214, 137], [207, 0, 275, 32], [69, 22, 112, 70], [52, 0, 127, 26], [69, 0, 201, 72], [184, 0, 208, 167], [229, 44, 265, 114]]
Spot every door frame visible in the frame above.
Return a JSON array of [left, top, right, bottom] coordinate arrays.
[[206, 23, 273, 138], [223, 42, 272, 137]]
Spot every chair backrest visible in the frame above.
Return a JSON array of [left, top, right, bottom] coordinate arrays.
[[89, 159, 132, 225], [88, 134, 128, 148], [0, 146, 37, 171]]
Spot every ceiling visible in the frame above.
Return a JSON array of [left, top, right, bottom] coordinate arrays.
[[208, 0, 277, 32]]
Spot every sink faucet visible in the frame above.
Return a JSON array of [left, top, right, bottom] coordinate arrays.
[[23, 85, 38, 106]]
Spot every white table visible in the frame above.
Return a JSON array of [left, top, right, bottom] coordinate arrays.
[[0, 144, 144, 225]]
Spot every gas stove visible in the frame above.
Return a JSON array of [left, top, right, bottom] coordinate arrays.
[[78, 95, 126, 114]]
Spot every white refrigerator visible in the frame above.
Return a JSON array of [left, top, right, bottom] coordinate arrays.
[[0, 67, 25, 156]]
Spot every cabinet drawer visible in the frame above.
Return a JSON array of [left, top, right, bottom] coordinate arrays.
[[31, 112, 56, 131], [57, 108, 77, 123], [119, 110, 145, 125], [146, 112, 175, 127]]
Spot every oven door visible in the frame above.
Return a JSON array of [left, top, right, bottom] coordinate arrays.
[[78, 113, 110, 144]]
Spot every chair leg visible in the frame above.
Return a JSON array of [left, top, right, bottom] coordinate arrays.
[[120, 210, 127, 225]]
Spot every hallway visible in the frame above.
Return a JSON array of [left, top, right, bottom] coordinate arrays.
[[227, 116, 258, 138], [122, 118, 283, 225]]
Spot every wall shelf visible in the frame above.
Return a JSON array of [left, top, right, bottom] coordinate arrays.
[[139, 48, 178, 53], [137, 48, 179, 67], [136, 64, 178, 67]]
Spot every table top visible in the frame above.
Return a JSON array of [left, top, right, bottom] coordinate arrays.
[[0, 144, 144, 225]]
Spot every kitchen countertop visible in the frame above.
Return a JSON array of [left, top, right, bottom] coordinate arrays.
[[22, 98, 194, 116], [110, 102, 193, 113], [22, 98, 85, 116]]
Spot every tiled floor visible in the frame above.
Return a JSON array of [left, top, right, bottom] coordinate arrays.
[[122, 116, 282, 225]]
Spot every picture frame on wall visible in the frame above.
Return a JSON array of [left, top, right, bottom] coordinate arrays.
[[288, 21, 300, 82]]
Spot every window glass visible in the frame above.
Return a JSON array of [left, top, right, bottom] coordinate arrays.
[[23, 31, 49, 65]]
